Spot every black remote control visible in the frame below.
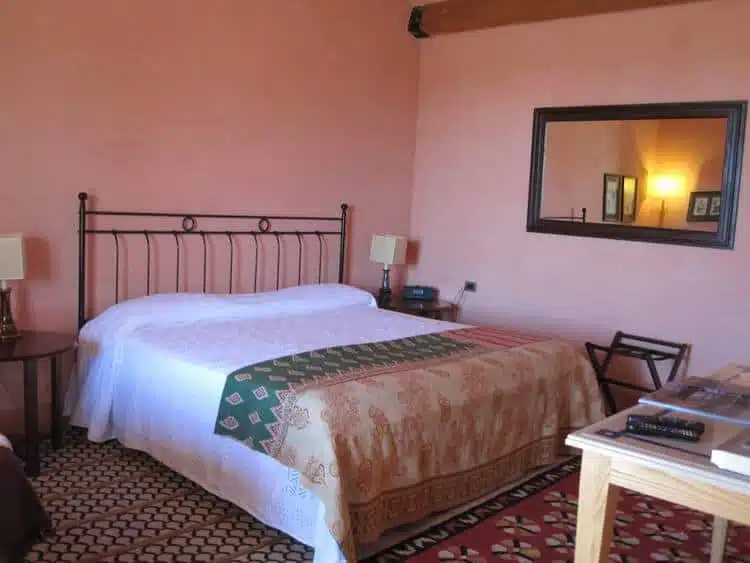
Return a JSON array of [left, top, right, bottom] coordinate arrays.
[[626, 414, 705, 442]]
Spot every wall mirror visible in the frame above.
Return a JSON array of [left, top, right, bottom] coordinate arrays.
[[526, 100, 747, 249]]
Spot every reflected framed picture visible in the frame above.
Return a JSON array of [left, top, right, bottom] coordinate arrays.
[[687, 190, 721, 222], [602, 173, 623, 222], [708, 193, 722, 219], [621, 176, 638, 223]]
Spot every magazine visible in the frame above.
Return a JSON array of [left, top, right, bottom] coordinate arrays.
[[638, 364, 750, 426]]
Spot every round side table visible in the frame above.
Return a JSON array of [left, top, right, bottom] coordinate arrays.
[[0, 331, 76, 476]]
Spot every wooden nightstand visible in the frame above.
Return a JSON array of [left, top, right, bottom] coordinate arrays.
[[0, 331, 76, 476], [378, 297, 457, 321]]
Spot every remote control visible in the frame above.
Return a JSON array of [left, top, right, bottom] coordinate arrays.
[[626, 414, 705, 442]]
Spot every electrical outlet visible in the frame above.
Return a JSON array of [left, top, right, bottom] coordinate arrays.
[[464, 280, 477, 293]]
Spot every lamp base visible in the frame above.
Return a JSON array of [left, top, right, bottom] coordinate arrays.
[[377, 287, 392, 307], [377, 267, 392, 307], [0, 287, 21, 342], [658, 199, 667, 228]]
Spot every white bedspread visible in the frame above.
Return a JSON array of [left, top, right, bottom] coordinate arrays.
[[64, 284, 462, 563]]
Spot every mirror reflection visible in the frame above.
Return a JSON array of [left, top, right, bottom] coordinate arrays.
[[541, 117, 727, 232]]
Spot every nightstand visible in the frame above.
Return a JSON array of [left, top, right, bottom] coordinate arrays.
[[0, 331, 76, 476], [378, 297, 457, 321]]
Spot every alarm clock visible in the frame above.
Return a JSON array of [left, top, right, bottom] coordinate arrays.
[[402, 285, 437, 301]]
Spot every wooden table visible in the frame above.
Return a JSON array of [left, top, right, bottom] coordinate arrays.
[[0, 331, 76, 476], [566, 404, 750, 563], [377, 297, 457, 321]]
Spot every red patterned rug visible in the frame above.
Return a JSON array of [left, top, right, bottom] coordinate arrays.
[[364, 458, 750, 562]]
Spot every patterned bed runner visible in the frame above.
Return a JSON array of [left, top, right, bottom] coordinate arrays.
[[215, 331, 480, 454], [213, 326, 604, 562]]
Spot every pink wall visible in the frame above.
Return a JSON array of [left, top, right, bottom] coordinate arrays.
[[409, 0, 750, 381], [542, 120, 645, 222], [0, 0, 418, 425]]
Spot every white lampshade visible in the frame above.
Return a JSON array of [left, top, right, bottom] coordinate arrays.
[[370, 234, 407, 266], [0, 234, 25, 281]]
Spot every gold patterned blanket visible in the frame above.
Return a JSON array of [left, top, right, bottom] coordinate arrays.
[[215, 326, 604, 561]]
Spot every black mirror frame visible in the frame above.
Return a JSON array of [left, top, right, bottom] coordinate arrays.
[[526, 100, 747, 249]]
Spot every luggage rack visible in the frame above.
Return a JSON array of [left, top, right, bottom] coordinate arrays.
[[585, 331, 690, 415]]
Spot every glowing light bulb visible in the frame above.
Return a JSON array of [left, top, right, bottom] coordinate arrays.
[[650, 174, 684, 198]]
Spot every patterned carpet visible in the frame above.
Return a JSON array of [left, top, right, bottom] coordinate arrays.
[[25, 430, 750, 562], [26, 429, 313, 562]]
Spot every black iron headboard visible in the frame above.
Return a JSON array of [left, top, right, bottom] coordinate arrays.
[[77, 192, 349, 330]]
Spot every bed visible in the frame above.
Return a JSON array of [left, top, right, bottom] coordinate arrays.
[[64, 193, 605, 562]]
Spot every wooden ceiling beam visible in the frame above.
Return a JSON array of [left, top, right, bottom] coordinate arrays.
[[409, 0, 715, 38]]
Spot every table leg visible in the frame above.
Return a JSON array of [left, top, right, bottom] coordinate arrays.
[[710, 516, 729, 563], [23, 358, 40, 477], [50, 353, 64, 449], [574, 451, 619, 563]]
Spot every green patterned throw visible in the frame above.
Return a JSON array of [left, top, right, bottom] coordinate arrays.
[[214, 332, 477, 456]]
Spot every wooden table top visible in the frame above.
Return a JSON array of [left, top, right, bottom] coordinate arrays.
[[566, 403, 750, 494], [0, 331, 75, 362]]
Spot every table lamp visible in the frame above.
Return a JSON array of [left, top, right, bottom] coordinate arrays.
[[369, 234, 407, 306], [0, 234, 25, 341]]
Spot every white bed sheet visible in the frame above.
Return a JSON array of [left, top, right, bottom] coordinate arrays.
[[64, 284, 462, 563]]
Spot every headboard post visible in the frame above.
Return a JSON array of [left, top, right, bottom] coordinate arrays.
[[77, 192, 88, 330], [338, 203, 348, 283]]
